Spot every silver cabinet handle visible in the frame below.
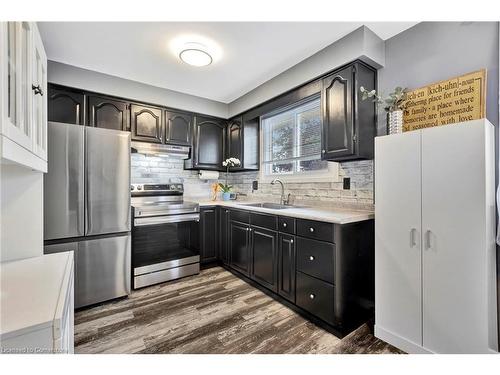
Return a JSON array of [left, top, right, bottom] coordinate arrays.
[[309, 227, 315, 233], [410, 228, 417, 247], [290, 239, 294, 244], [246, 228, 249, 232], [309, 255, 315, 261], [425, 230, 432, 249], [283, 223, 287, 227], [309, 294, 316, 299]]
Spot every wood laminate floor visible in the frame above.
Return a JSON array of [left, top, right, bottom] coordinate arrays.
[[75, 267, 402, 354]]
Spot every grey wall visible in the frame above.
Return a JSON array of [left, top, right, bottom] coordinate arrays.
[[228, 26, 385, 117], [378, 22, 499, 133], [48, 61, 229, 118]]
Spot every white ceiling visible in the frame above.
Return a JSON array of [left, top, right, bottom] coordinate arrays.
[[38, 22, 417, 103]]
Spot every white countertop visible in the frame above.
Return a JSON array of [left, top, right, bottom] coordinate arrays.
[[0, 252, 74, 339], [194, 200, 374, 224]]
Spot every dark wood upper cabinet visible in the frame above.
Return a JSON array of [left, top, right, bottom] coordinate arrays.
[[250, 226, 278, 292], [321, 62, 376, 161], [241, 116, 259, 170], [187, 115, 226, 170], [48, 85, 85, 125], [87, 95, 130, 131], [165, 110, 192, 146], [130, 104, 163, 143], [200, 207, 217, 264], [225, 115, 259, 171], [227, 117, 243, 171]]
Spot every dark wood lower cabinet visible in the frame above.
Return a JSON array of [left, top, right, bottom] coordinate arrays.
[[200, 207, 217, 264], [296, 271, 335, 325], [229, 221, 250, 276], [217, 208, 230, 264], [250, 227, 278, 292], [217, 210, 375, 335], [278, 233, 296, 303]]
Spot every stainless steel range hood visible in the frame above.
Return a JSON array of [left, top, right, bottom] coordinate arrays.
[[131, 141, 190, 159]]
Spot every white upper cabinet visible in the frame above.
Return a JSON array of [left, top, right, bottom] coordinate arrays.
[[0, 22, 47, 172]]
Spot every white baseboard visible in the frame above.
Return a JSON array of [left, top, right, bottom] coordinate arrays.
[[374, 325, 432, 354]]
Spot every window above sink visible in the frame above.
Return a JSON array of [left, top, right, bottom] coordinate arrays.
[[260, 96, 339, 183]]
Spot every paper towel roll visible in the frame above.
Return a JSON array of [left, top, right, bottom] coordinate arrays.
[[198, 170, 220, 180]]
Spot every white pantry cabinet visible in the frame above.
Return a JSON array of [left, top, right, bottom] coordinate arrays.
[[374, 119, 498, 354], [0, 252, 74, 354], [0, 21, 47, 172]]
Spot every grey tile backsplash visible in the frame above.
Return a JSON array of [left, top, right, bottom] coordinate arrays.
[[131, 153, 374, 209]]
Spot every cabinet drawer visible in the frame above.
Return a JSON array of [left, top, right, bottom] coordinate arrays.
[[296, 237, 335, 284], [296, 219, 335, 242], [230, 209, 250, 223], [296, 271, 334, 325], [250, 212, 277, 230], [278, 216, 295, 234]]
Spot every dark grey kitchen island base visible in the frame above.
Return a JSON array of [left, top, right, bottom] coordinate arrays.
[[74, 267, 401, 354]]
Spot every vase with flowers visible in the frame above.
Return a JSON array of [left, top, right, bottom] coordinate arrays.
[[360, 86, 408, 135], [219, 157, 241, 201]]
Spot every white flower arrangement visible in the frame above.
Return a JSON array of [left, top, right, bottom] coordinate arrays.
[[220, 158, 241, 193]]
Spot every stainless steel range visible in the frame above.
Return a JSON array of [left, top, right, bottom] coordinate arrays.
[[131, 183, 200, 289]]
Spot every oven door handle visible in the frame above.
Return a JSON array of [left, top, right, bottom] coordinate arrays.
[[134, 213, 200, 226]]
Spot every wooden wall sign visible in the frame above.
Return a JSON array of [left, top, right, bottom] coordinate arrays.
[[403, 69, 486, 132]]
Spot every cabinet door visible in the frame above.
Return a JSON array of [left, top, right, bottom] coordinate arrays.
[[321, 66, 354, 160], [193, 116, 225, 170], [218, 208, 230, 264], [87, 95, 129, 131], [227, 117, 242, 170], [250, 226, 278, 292], [374, 131, 422, 348], [165, 110, 192, 145], [31, 26, 47, 161], [242, 116, 259, 170], [278, 233, 296, 302], [421, 122, 493, 353], [130, 104, 162, 143], [48, 85, 85, 125], [0, 22, 33, 150], [200, 207, 217, 263], [230, 221, 250, 276]]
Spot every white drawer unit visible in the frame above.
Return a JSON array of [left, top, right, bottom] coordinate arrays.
[[0, 252, 74, 354], [0, 21, 47, 172], [374, 119, 498, 354]]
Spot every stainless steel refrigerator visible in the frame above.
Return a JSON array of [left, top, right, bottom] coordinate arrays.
[[44, 121, 131, 308]]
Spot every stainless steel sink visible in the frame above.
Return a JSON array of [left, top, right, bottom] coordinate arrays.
[[238, 202, 293, 210]]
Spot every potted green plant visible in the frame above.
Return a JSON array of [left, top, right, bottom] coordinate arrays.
[[360, 86, 408, 134], [219, 158, 241, 201]]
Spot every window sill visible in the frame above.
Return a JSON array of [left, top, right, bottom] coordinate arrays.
[[258, 163, 340, 183]]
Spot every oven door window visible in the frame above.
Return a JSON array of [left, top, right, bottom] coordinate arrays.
[[132, 221, 199, 268]]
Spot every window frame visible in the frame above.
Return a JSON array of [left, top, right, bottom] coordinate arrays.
[[258, 95, 339, 183]]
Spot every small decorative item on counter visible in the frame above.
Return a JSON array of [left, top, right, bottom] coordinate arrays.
[[219, 157, 241, 201], [360, 86, 408, 135], [210, 183, 220, 201]]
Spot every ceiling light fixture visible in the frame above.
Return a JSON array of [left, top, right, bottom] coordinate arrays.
[[179, 43, 212, 67], [170, 36, 222, 67]]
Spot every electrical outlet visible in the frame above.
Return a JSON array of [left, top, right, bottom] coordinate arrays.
[[343, 177, 350, 190]]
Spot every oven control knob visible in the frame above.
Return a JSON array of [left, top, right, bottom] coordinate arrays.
[[130, 185, 134, 191], [137, 185, 142, 190], [170, 185, 176, 190]]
